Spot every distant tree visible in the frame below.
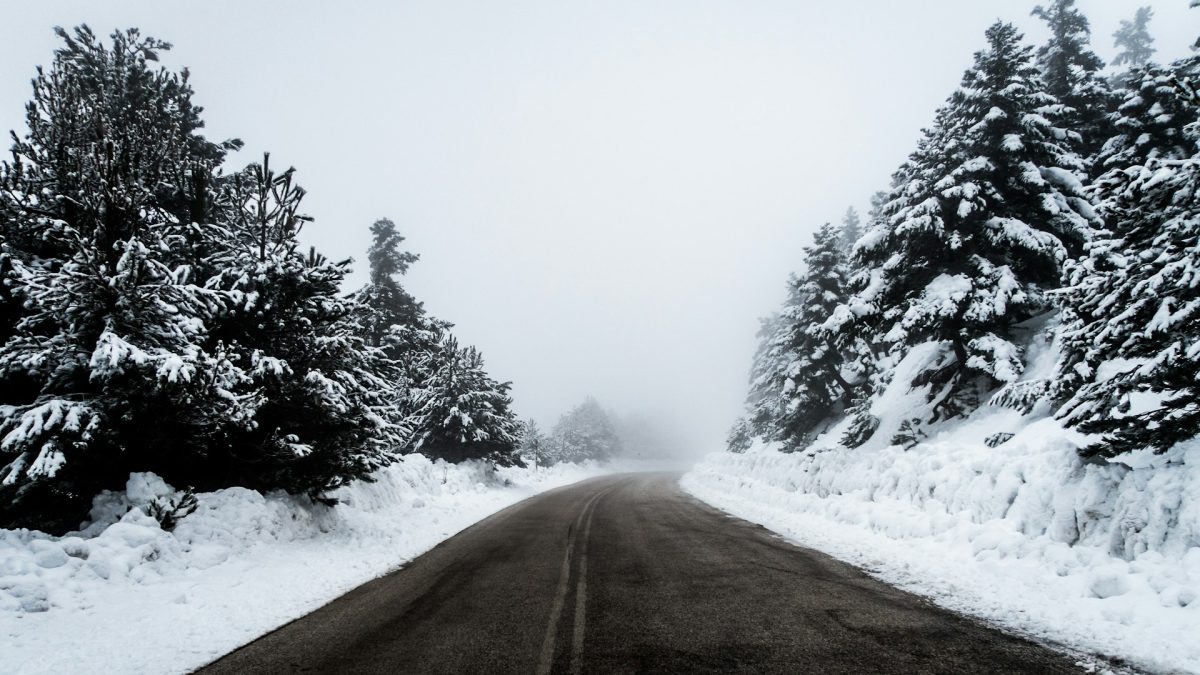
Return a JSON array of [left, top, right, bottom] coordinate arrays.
[[725, 416, 753, 454], [1111, 7, 1156, 73], [550, 398, 621, 462], [1031, 0, 1114, 160], [408, 336, 522, 465], [866, 190, 888, 227], [840, 207, 862, 252], [520, 419, 549, 470]]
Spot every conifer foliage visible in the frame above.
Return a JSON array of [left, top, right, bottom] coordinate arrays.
[[1112, 7, 1156, 73], [549, 398, 622, 463], [848, 22, 1096, 419], [354, 218, 423, 357], [734, 5, 1200, 466], [200, 157, 408, 497], [746, 223, 855, 449], [0, 27, 518, 531], [0, 27, 245, 529], [1055, 62, 1200, 459], [408, 337, 521, 465], [1031, 0, 1113, 160]]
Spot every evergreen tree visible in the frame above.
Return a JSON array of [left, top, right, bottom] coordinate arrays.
[[550, 397, 621, 462], [1095, 62, 1199, 178], [0, 28, 406, 529], [519, 419, 549, 469], [202, 157, 408, 496], [866, 190, 889, 227], [408, 336, 521, 465], [841, 22, 1097, 421], [0, 27, 241, 530], [746, 223, 856, 449], [1031, 0, 1113, 160], [725, 417, 753, 454], [354, 218, 422, 356], [840, 207, 862, 251], [1111, 7, 1156, 74], [1055, 75, 1200, 459]]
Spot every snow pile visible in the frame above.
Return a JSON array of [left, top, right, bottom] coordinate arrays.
[[0, 455, 608, 675], [684, 347, 1200, 674]]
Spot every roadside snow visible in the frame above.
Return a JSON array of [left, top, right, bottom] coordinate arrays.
[[684, 343, 1200, 675], [0, 455, 610, 674]]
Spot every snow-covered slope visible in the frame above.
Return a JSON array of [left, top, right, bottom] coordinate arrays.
[[0, 455, 608, 674], [684, 345, 1200, 674]]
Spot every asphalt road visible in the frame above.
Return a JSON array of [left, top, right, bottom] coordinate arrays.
[[199, 473, 1086, 674]]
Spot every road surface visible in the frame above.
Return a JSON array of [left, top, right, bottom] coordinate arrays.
[[199, 473, 1086, 674]]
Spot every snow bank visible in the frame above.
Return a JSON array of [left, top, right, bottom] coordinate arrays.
[[0, 455, 609, 674], [684, 348, 1200, 674]]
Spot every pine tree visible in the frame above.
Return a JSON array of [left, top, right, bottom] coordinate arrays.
[[1094, 62, 1199, 178], [725, 417, 753, 454], [746, 223, 856, 449], [1055, 73, 1200, 459], [1111, 7, 1156, 73], [0, 27, 241, 530], [550, 398, 621, 462], [0, 28, 408, 529], [1031, 0, 1114, 161], [840, 207, 862, 252], [520, 419, 549, 469], [354, 218, 422, 356], [843, 22, 1097, 421], [202, 156, 408, 496], [408, 336, 521, 465]]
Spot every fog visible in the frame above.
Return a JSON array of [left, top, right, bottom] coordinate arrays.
[[2, 1, 1196, 458]]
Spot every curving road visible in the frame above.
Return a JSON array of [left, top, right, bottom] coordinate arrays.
[[199, 473, 1085, 674]]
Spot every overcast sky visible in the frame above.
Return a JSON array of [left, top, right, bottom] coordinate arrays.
[[2, 1, 1197, 456]]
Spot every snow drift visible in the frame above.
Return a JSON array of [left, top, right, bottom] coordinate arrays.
[[684, 343, 1200, 674], [0, 455, 607, 674]]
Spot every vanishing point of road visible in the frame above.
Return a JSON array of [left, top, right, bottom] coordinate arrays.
[[200, 473, 1087, 674]]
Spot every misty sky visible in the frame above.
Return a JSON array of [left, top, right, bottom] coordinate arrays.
[[1, 1, 1197, 456]]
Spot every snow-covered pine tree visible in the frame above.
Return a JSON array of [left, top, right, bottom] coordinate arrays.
[[841, 22, 1098, 423], [745, 222, 856, 450], [550, 397, 621, 462], [519, 419, 549, 469], [1055, 55, 1200, 409], [0, 27, 242, 530], [840, 207, 862, 252], [822, 193, 890, 447], [354, 218, 422, 357], [1111, 6, 1156, 82], [202, 157, 408, 495], [408, 336, 521, 465], [744, 312, 786, 440], [1094, 61, 1199, 178], [1054, 69, 1200, 459], [1031, 0, 1114, 162], [725, 416, 753, 454]]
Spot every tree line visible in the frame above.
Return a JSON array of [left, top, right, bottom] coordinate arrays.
[[0, 27, 522, 532], [734, 1, 1200, 462]]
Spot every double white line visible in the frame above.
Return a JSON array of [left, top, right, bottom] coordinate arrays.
[[537, 484, 617, 675]]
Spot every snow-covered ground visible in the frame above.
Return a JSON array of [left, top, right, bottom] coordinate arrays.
[[684, 343, 1200, 675], [0, 455, 611, 674]]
